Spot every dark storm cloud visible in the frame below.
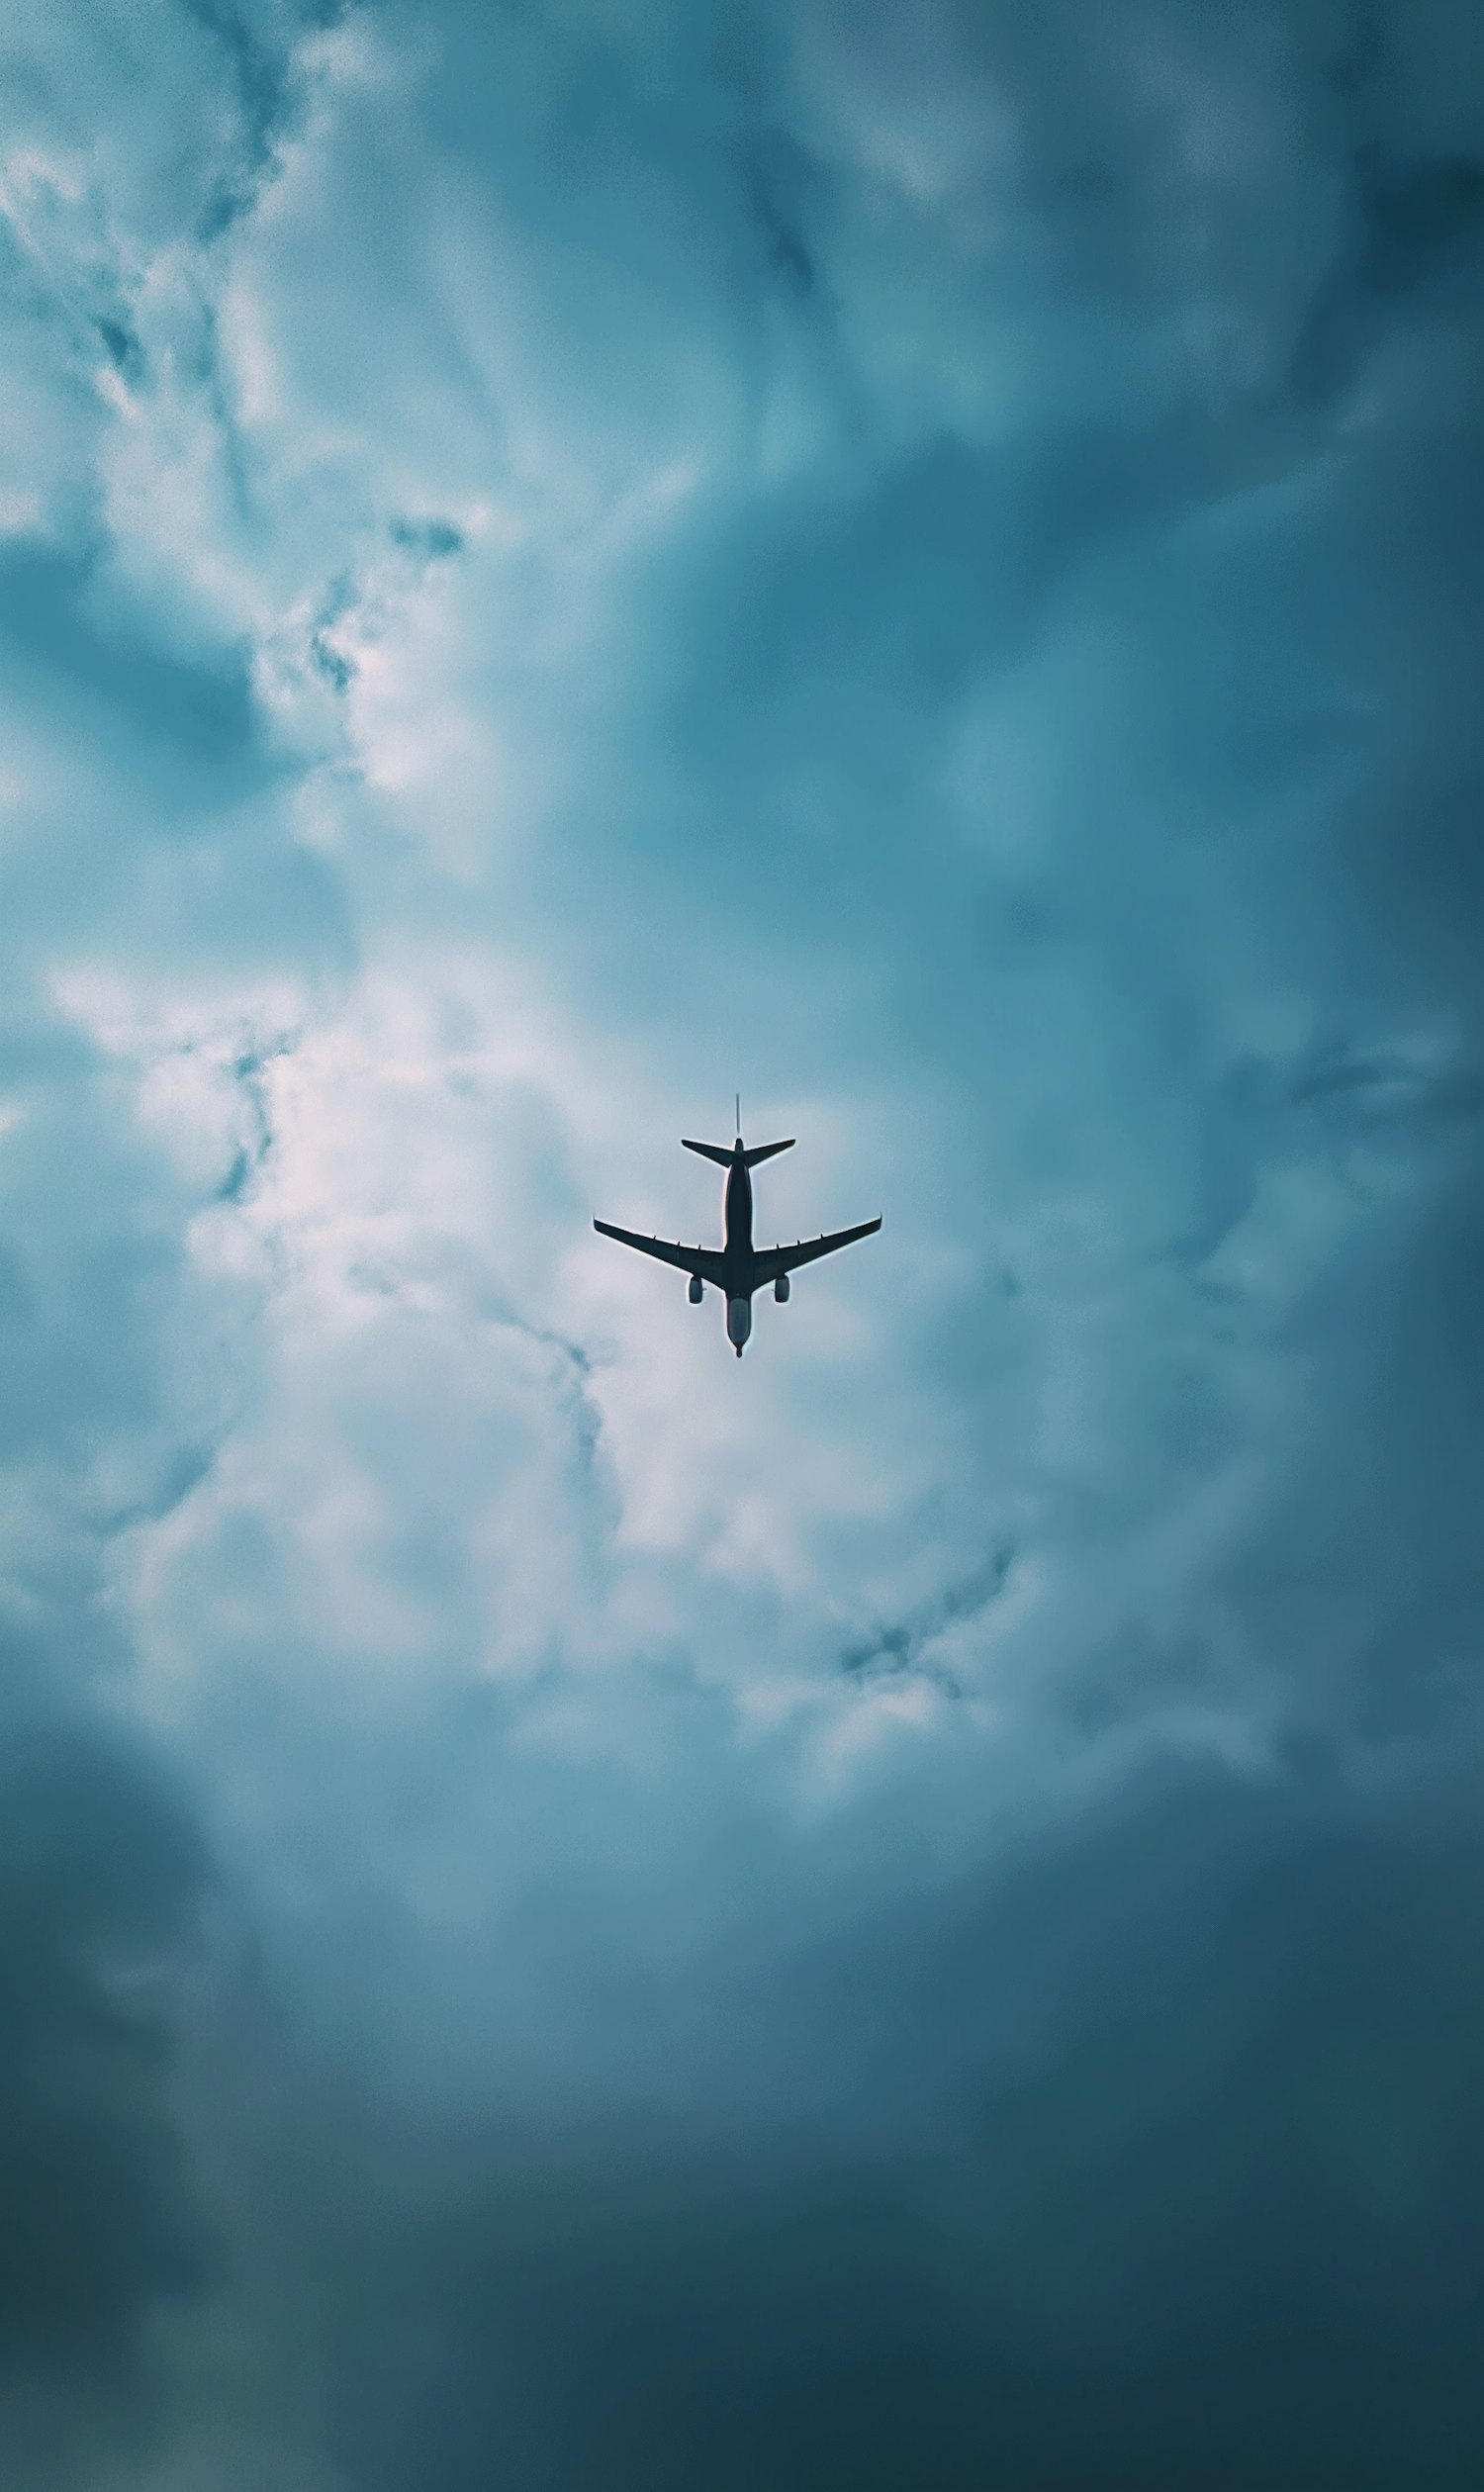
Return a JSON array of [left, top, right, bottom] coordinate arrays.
[[176, 1770, 1484, 2492], [1293, 141, 1484, 402], [4, 0, 1484, 2484], [0, 1726, 211, 2465]]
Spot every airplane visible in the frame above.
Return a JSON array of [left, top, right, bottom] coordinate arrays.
[[595, 1107, 881, 1356]]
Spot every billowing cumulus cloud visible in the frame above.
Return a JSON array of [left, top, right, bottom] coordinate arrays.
[[3, 0, 1484, 2482]]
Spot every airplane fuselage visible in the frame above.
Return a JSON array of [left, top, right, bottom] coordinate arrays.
[[723, 1144, 756, 1350], [724, 1145, 753, 1261]]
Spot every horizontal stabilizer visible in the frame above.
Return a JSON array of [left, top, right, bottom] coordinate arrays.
[[681, 1136, 796, 1169]]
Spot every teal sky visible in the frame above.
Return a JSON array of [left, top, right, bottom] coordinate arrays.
[[4, 4, 1484, 2484]]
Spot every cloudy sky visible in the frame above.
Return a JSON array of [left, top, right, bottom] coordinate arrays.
[[3, 0, 1484, 2482]]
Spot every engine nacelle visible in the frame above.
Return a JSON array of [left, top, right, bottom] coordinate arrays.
[[688, 1272, 703, 1303], [774, 1272, 789, 1303]]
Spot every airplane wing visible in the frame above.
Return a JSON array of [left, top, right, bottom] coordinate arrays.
[[753, 1218, 881, 1284], [594, 1221, 727, 1286]]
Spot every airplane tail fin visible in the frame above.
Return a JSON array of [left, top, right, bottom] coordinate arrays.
[[742, 1139, 794, 1168]]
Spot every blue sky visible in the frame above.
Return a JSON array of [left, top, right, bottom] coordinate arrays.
[[4, 2, 1484, 2482]]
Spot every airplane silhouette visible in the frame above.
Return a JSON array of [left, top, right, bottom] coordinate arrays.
[[595, 1113, 881, 1356]]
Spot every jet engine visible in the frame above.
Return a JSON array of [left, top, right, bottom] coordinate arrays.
[[775, 1272, 790, 1303], [688, 1272, 703, 1303]]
